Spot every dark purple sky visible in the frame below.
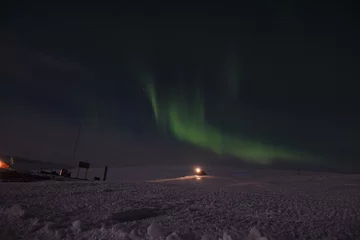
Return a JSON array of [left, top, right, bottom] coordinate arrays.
[[1, 2, 359, 169]]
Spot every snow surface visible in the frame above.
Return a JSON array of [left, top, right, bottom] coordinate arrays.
[[1, 167, 360, 239]]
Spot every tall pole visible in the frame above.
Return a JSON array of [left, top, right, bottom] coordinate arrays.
[[73, 125, 82, 165], [103, 165, 108, 181]]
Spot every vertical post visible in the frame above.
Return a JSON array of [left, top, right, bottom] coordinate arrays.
[[103, 165, 108, 181], [85, 168, 88, 180], [76, 168, 80, 178], [72, 125, 82, 164]]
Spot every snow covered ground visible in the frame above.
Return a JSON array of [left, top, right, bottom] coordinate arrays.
[[1, 167, 360, 239]]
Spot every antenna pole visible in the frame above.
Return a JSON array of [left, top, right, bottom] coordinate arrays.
[[72, 125, 82, 164]]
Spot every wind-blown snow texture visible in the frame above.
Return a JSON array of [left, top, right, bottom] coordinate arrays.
[[1, 170, 360, 239]]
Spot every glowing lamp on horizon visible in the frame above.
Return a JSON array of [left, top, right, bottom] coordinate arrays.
[[0, 160, 9, 169], [194, 167, 207, 176]]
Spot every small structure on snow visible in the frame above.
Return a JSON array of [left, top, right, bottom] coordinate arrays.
[[195, 167, 207, 176], [76, 161, 90, 179]]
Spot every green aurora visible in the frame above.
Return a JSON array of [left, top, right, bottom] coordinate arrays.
[[142, 76, 307, 164]]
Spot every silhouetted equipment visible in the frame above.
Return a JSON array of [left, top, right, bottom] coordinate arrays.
[[196, 170, 207, 176], [40, 169, 59, 175], [78, 161, 90, 169], [60, 169, 71, 177], [94, 177, 100, 181], [103, 165, 108, 181], [76, 161, 90, 179]]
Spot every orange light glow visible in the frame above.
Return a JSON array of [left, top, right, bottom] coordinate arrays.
[[0, 160, 9, 169], [195, 167, 201, 173]]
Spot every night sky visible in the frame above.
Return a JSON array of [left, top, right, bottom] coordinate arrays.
[[1, 2, 359, 170]]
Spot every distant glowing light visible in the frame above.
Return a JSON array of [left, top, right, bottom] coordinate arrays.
[[195, 167, 201, 173], [0, 160, 9, 169]]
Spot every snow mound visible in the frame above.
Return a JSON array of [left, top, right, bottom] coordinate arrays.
[[246, 227, 267, 240], [147, 221, 164, 240], [129, 229, 141, 240], [165, 232, 181, 240], [221, 232, 232, 240], [72, 220, 82, 233], [201, 232, 216, 240], [4, 204, 26, 219]]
